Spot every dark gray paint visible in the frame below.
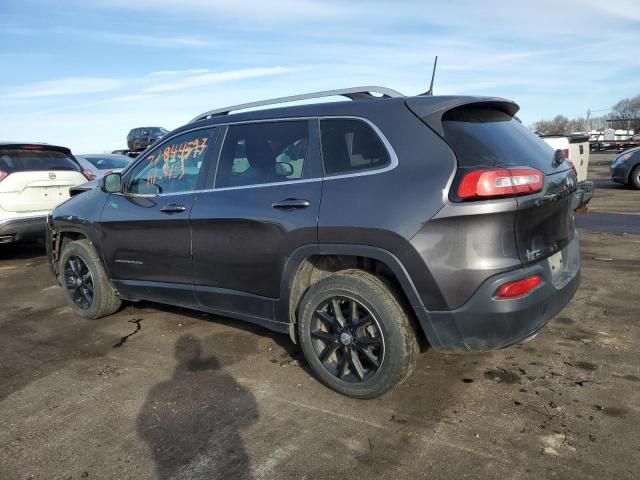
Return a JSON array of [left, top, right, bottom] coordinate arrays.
[[46, 93, 581, 352]]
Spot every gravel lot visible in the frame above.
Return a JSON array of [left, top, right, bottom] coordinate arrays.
[[1, 152, 639, 480]]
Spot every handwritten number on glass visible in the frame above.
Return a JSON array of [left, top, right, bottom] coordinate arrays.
[[144, 136, 208, 185]]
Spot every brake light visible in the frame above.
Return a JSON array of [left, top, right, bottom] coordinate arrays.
[[21, 145, 46, 150], [0, 170, 7, 182], [562, 148, 569, 159], [82, 169, 95, 181], [496, 275, 542, 298], [456, 167, 543, 200]]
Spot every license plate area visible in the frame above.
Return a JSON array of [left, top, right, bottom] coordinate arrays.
[[547, 249, 573, 289]]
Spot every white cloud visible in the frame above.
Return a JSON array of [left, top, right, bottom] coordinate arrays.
[[143, 67, 297, 94], [149, 69, 210, 76], [579, 0, 640, 20], [1, 77, 123, 100], [94, 32, 210, 48], [93, 0, 346, 20]]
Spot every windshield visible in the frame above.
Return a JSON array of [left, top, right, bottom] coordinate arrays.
[[0, 149, 80, 173], [81, 155, 131, 170], [149, 127, 168, 135]]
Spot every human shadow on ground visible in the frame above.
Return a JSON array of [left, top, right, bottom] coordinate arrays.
[[137, 335, 258, 480]]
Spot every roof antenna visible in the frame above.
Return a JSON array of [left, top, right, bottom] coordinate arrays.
[[422, 56, 438, 96]]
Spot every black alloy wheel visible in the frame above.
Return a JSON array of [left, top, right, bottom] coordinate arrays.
[[64, 255, 94, 310], [310, 296, 385, 383]]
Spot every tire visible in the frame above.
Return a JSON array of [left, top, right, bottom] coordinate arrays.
[[297, 269, 419, 399], [629, 165, 640, 190], [59, 239, 121, 319]]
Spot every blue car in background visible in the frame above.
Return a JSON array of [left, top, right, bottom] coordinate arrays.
[[611, 146, 640, 189]]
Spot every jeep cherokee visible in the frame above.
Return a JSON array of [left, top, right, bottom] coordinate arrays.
[[47, 87, 581, 398]]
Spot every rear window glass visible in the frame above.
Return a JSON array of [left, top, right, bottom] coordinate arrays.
[[441, 108, 555, 171], [320, 119, 390, 175], [0, 149, 80, 173]]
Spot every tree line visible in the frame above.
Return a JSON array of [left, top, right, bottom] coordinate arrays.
[[532, 95, 640, 135]]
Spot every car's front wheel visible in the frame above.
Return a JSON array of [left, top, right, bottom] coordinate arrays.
[[297, 270, 419, 399], [59, 239, 121, 319]]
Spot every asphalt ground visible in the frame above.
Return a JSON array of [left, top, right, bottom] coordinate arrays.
[[575, 151, 640, 234], [1, 152, 638, 480]]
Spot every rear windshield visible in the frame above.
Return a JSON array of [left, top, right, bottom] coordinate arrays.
[[442, 108, 556, 172], [0, 149, 80, 173], [81, 155, 131, 169]]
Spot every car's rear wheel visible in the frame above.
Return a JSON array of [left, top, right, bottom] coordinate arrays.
[[629, 165, 640, 190], [297, 269, 418, 399], [59, 239, 121, 319]]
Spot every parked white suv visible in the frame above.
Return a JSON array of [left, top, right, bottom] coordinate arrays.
[[0, 143, 90, 243]]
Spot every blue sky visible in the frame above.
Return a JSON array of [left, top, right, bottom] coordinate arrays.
[[1, 0, 639, 153]]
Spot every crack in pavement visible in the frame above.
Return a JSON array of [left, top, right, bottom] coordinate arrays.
[[113, 318, 143, 348]]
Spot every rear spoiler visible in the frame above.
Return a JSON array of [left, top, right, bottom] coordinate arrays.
[[0, 143, 72, 155], [405, 96, 520, 136]]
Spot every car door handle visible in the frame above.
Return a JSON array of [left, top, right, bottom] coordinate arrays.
[[272, 198, 311, 210], [160, 204, 187, 213]]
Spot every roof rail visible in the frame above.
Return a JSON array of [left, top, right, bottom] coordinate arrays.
[[188, 86, 405, 123]]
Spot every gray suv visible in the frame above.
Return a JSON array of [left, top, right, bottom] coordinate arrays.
[[126, 127, 168, 152], [47, 87, 581, 398]]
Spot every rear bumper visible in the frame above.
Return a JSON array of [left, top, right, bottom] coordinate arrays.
[[0, 215, 47, 242], [415, 233, 581, 352]]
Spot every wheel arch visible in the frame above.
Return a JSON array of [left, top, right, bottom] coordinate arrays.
[[48, 227, 95, 283], [277, 244, 433, 349]]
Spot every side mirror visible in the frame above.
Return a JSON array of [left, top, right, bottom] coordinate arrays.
[[275, 162, 294, 177], [101, 172, 122, 193], [552, 149, 565, 167]]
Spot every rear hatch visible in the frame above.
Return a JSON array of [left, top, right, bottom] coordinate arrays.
[[407, 98, 578, 266], [0, 145, 88, 213]]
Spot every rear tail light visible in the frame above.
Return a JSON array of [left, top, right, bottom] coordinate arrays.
[[82, 169, 95, 181], [495, 275, 542, 298], [0, 170, 7, 183], [562, 148, 569, 159], [456, 167, 543, 200]]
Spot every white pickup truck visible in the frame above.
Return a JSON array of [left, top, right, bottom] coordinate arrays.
[[539, 134, 593, 210], [540, 134, 590, 182]]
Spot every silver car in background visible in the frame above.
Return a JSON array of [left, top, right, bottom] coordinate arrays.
[[75, 154, 134, 180]]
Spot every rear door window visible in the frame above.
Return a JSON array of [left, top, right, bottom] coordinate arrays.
[[441, 108, 557, 173], [320, 119, 390, 175], [0, 149, 81, 173], [126, 129, 215, 194], [215, 120, 310, 188]]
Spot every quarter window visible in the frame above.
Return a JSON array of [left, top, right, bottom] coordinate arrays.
[[126, 129, 214, 194], [320, 119, 390, 175], [215, 121, 309, 188]]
